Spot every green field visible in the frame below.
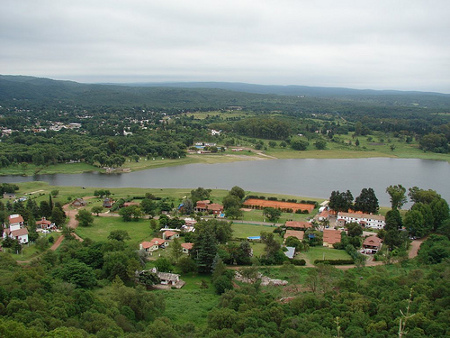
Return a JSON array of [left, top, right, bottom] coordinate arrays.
[[231, 222, 278, 239], [297, 246, 352, 263], [75, 216, 152, 248]]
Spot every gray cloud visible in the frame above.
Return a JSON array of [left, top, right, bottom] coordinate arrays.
[[1, 0, 449, 92]]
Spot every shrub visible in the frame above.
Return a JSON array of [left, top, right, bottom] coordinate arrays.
[[313, 259, 354, 265], [292, 259, 306, 266]]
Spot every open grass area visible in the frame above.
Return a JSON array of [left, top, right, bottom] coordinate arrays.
[[75, 216, 152, 248], [297, 246, 352, 263], [155, 274, 218, 328], [6, 232, 62, 262], [231, 222, 277, 239]]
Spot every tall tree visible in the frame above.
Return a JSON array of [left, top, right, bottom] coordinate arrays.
[[354, 188, 379, 214], [194, 227, 218, 274], [386, 185, 407, 210], [329, 190, 353, 213]]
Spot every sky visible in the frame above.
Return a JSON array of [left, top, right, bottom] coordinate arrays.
[[1, 0, 450, 93]]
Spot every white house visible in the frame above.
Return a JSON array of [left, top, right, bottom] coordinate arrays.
[[3, 214, 28, 244], [337, 212, 385, 229]]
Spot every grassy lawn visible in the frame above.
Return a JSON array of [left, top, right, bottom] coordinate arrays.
[[75, 216, 152, 248], [297, 246, 352, 263], [155, 274, 218, 328], [6, 232, 62, 261], [231, 222, 277, 239]]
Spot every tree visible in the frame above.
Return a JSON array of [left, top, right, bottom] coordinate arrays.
[[386, 185, 407, 210], [225, 206, 243, 219], [107, 230, 130, 242], [50, 206, 65, 227], [141, 198, 157, 215], [354, 188, 379, 214], [76, 209, 94, 227], [222, 194, 242, 211], [290, 137, 309, 150], [263, 207, 282, 222], [194, 226, 218, 274], [91, 206, 103, 216], [190, 187, 211, 204], [50, 190, 59, 197], [119, 205, 142, 222], [137, 270, 160, 287], [408, 186, 441, 204], [329, 190, 353, 213], [314, 139, 327, 150], [229, 186, 245, 200], [170, 238, 183, 263], [54, 260, 97, 288], [404, 210, 425, 238], [154, 257, 173, 272]]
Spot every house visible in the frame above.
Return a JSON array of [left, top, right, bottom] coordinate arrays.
[[139, 238, 169, 253], [337, 212, 385, 229], [363, 236, 383, 253], [181, 242, 194, 254], [3, 214, 28, 244], [285, 221, 312, 230], [36, 217, 56, 230], [162, 230, 179, 240], [195, 200, 210, 212], [322, 229, 342, 247], [72, 198, 87, 207], [8, 214, 24, 230], [149, 268, 185, 288], [3, 193, 15, 199], [183, 218, 197, 226], [103, 198, 114, 208], [284, 230, 304, 242], [207, 203, 224, 215]]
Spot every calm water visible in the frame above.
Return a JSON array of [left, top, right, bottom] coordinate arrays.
[[1, 158, 449, 207]]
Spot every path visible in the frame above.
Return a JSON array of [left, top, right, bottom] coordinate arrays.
[[408, 237, 425, 259]]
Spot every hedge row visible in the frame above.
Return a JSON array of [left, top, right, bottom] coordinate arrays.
[[314, 259, 354, 265]]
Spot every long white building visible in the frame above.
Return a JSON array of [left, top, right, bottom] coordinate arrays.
[[337, 212, 385, 229]]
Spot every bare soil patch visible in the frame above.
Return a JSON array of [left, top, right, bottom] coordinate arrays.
[[243, 199, 315, 213]]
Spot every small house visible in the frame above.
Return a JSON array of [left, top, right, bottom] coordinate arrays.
[[207, 203, 224, 215], [363, 236, 383, 253], [284, 230, 304, 242], [195, 200, 210, 212], [162, 230, 180, 240], [103, 198, 114, 208], [3, 227, 29, 244], [139, 238, 169, 253], [181, 242, 194, 254], [36, 217, 56, 230], [3, 193, 15, 200], [72, 198, 87, 207]]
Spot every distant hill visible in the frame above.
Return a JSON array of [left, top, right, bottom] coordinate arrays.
[[1, 75, 449, 110]]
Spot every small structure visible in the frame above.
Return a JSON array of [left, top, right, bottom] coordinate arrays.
[[285, 221, 312, 230], [36, 217, 56, 231], [3, 193, 15, 199], [184, 218, 197, 226], [103, 198, 114, 208], [139, 238, 169, 254], [322, 229, 342, 248], [72, 198, 87, 207], [207, 203, 224, 215], [284, 230, 304, 241], [181, 242, 194, 254], [150, 268, 185, 289], [195, 200, 210, 212], [284, 246, 296, 259], [363, 236, 383, 254], [162, 230, 179, 240]]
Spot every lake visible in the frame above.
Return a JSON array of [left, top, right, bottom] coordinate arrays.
[[1, 158, 449, 207]]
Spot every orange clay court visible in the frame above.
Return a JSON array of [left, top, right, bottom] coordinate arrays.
[[243, 199, 315, 213]]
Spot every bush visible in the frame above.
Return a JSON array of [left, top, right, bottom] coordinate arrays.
[[313, 259, 354, 265], [292, 259, 306, 266]]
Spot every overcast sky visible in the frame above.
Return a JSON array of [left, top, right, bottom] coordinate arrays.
[[1, 0, 449, 93]]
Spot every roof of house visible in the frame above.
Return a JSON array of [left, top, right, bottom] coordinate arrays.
[[163, 230, 178, 238], [284, 230, 304, 240], [11, 228, 29, 237], [363, 236, 383, 247], [181, 242, 194, 250], [9, 214, 24, 224], [141, 238, 166, 249], [36, 218, 52, 225], [196, 200, 210, 206], [338, 212, 385, 222], [323, 229, 342, 244], [207, 203, 223, 211], [157, 272, 180, 282], [285, 221, 312, 229]]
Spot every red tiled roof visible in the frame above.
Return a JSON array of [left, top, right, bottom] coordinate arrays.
[[141, 238, 166, 249], [36, 218, 52, 225], [284, 230, 304, 240], [9, 214, 24, 224], [207, 203, 223, 211], [164, 231, 178, 238], [285, 221, 312, 229], [11, 228, 28, 237], [181, 243, 194, 250], [323, 229, 341, 244], [363, 236, 383, 247]]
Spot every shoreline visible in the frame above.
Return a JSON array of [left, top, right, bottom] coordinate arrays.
[[1, 150, 449, 177]]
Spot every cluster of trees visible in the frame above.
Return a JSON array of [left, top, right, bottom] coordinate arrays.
[[233, 118, 291, 140], [329, 188, 379, 214]]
